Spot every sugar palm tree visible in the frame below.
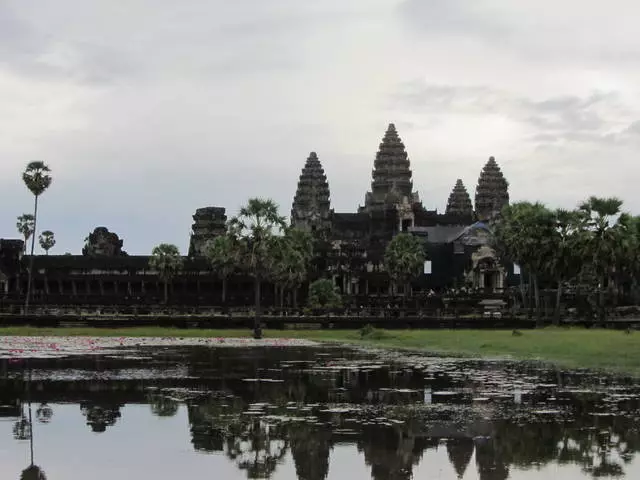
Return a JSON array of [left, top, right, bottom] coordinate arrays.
[[38, 231, 55, 255], [203, 234, 241, 304], [22, 161, 52, 313], [544, 209, 588, 324], [230, 198, 286, 339], [384, 233, 426, 300], [149, 244, 183, 304], [16, 214, 35, 254], [578, 196, 624, 321]]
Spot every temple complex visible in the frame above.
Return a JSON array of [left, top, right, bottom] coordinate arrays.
[[0, 123, 517, 309]]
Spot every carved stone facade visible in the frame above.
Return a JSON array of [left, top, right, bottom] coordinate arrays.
[[82, 227, 126, 257], [290, 152, 331, 232], [188, 207, 227, 257]]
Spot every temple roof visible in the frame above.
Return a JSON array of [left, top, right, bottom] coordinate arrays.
[[474, 156, 509, 220], [363, 123, 415, 211], [445, 179, 474, 217], [291, 152, 331, 225]]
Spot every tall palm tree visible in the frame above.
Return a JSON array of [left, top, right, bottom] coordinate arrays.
[[384, 233, 426, 300], [16, 214, 35, 254], [579, 196, 624, 321], [22, 161, 52, 313], [203, 234, 241, 304], [546, 209, 587, 324], [230, 198, 285, 339], [38, 231, 55, 255], [149, 244, 183, 304]]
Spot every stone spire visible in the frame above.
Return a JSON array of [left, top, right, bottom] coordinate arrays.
[[474, 156, 509, 221], [361, 123, 419, 211], [446, 179, 473, 217], [291, 152, 331, 232]]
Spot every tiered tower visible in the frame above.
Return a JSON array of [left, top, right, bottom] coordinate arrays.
[[445, 179, 474, 218], [290, 152, 331, 232], [474, 157, 509, 221], [188, 207, 227, 256], [361, 124, 419, 212]]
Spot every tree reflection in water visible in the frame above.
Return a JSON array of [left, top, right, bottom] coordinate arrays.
[[225, 419, 288, 478], [80, 402, 123, 433], [4, 349, 640, 479]]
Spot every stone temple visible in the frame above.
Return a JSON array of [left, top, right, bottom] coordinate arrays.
[[0, 123, 517, 307]]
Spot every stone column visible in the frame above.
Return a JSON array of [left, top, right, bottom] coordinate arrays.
[[71, 280, 78, 296]]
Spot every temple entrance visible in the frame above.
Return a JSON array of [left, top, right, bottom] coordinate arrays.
[[467, 246, 506, 294], [475, 258, 503, 293]]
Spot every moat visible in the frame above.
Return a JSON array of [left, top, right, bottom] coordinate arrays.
[[2, 342, 640, 479]]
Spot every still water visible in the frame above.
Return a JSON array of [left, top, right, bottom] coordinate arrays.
[[1, 344, 640, 479]]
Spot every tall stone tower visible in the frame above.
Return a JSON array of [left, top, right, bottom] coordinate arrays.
[[474, 157, 509, 221], [290, 152, 331, 232], [361, 123, 420, 212], [188, 207, 227, 257], [446, 179, 474, 218]]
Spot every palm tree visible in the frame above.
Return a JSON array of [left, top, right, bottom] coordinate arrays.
[[20, 465, 47, 480], [493, 202, 555, 319], [16, 214, 35, 254], [149, 244, 183, 304], [270, 227, 313, 308], [203, 234, 241, 304], [230, 198, 286, 339], [22, 161, 52, 313], [38, 231, 55, 255], [384, 233, 426, 300], [546, 209, 587, 324], [578, 196, 624, 321]]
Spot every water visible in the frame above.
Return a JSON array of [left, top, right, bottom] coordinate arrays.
[[2, 344, 640, 479]]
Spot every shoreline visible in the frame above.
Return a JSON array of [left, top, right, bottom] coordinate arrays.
[[0, 326, 638, 376]]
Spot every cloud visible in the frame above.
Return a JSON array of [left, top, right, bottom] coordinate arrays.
[[2, 0, 640, 253], [392, 81, 636, 147]]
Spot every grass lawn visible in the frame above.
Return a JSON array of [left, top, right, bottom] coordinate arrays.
[[0, 326, 638, 375]]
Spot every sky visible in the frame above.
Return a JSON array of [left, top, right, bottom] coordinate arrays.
[[2, 0, 640, 254]]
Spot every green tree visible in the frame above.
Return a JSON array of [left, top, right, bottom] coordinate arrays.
[[494, 202, 556, 319], [16, 214, 35, 254], [149, 244, 183, 304], [383, 233, 426, 298], [270, 227, 314, 308], [22, 161, 52, 313], [38, 231, 55, 255], [20, 465, 47, 480], [578, 196, 625, 321], [203, 234, 241, 304], [546, 209, 587, 324], [230, 198, 286, 339], [308, 278, 342, 309]]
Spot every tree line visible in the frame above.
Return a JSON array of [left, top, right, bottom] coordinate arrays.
[[493, 196, 640, 323]]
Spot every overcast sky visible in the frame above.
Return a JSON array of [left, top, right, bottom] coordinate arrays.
[[2, 0, 639, 254]]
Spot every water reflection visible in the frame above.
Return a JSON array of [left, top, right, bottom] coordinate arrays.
[[1, 346, 640, 479]]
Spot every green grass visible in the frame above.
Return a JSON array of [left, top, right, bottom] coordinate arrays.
[[0, 326, 638, 375]]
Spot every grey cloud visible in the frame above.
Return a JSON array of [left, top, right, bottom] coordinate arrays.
[[392, 81, 631, 147], [398, 0, 640, 64]]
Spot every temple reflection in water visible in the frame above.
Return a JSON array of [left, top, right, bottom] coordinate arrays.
[[1, 347, 640, 479]]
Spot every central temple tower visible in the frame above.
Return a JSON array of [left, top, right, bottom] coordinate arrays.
[[360, 123, 420, 213]]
